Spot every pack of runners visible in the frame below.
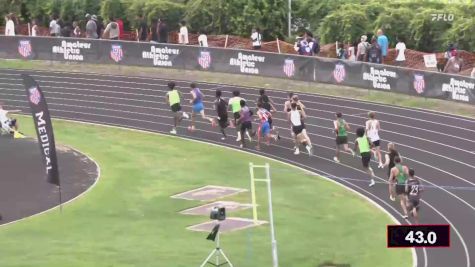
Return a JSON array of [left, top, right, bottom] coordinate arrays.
[[163, 82, 423, 223]]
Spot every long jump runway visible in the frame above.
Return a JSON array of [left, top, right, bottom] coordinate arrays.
[[0, 68, 474, 267]]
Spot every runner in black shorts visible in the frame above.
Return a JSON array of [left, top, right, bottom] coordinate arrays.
[[333, 112, 355, 163], [389, 157, 410, 219], [354, 127, 375, 186], [166, 82, 189, 134], [229, 90, 244, 141], [214, 90, 229, 140], [405, 169, 423, 224], [238, 100, 253, 148]]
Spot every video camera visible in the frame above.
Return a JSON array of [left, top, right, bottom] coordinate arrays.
[[210, 206, 226, 221]]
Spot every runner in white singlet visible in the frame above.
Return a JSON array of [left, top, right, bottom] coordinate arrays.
[[288, 102, 312, 155], [365, 111, 383, 168]]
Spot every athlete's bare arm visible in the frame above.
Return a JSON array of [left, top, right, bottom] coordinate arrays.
[[333, 120, 338, 132], [300, 109, 307, 119], [190, 90, 196, 104], [283, 101, 290, 112], [354, 140, 359, 153]]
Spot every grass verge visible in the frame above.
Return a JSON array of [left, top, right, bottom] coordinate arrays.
[[0, 118, 410, 267], [1, 58, 475, 118]]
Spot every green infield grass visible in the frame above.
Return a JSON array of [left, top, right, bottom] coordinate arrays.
[[0, 119, 411, 267]]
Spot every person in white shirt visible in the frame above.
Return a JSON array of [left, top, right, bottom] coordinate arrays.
[[31, 19, 38, 36], [251, 27, 262, 49], [395, 37, 406, 66], [198, 30, 208, 47], [365, 111, 383, 168], [0, 104, 21, 134], [49, 15, 61, 36], [4, 14, 15, 36], [178, 20, 189, 44]]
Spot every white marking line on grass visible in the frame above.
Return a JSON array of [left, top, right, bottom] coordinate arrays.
[[0, 146, 101, 228], [186, 217, 268, 233], [31, 116, 423, 267], [3, 67, 474, 126], [170, 185, 247, 201]]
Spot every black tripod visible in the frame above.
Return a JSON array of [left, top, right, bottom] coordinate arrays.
[[199, 224, 234, 267]]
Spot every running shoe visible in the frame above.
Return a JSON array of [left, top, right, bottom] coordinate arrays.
[[378, 162, 384, 169], [182, 112, 190, 119], [369, 179, 375, 187], [306, 145, 313, 156], [239, 144, 244, 148], [402, 215, 409, 219], [294, 148, 300, 155], [221, 137, 226, 140], [333, 156, 340, 163], [170, 128, 177, 135], [390, 195, 396, 202]]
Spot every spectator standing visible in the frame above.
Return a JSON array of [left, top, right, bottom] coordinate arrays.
[[313, 36, 320, 56], [61, 20, 73, 37], [4, 14, 15, 36], [395, 37, 406, 66], [73, 21, 81, 37], [95, 15, 103, 39], [31, 19, 38, 36], [337, 43, 347, 59], [85, 14, 98, 39], [367, 37, 382, 64], [137, 14, 148, 42], [376, 29, 388, 63], [443, 50, 463, 74], [471, 67, 475, 78], [347, 41, 357, 61], [356, 35, 369, 61], [150, 18, 159, 43], [198, 30, 208, 47], [115, 17, 124, 40], [251, 27, 262, 49], [158, 18, 168, 43], [103, 18, 119, 40], [49, 15, 61, 37], [178, 20, 189, 44]]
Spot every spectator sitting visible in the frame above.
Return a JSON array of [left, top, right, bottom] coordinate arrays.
[[4, 13, 15, 36], [251, 27, 262, 49], [376, 29, 388, 63], [73, 21, 81, 37], [395, 36, 406, 66], [178, 20, 189, 44], [85, 14, 98, 39], [443, 50, 463, 74], [103, 17, 119, 40], [158, 18, 168, 43], [367, 37, 382, 64], [150, 18, 159, 43], [31, 19, 38, 37], [356, 35, 369, 61], [198, 30, 208, 47]]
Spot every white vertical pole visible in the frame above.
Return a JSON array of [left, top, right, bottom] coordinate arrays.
[[276, 38, 281, 54], [288, 0, 292, 37], [224, 34, 229, 48], [265, 163, 279, 267], [28, 23, 31, 36]]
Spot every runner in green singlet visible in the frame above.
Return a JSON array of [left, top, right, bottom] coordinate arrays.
[[389, 156, 410, 219], [354, 127, 375, 187], [333, 112, 355, 163], [228, 90, 246, 142], [166, 82, 189, 134]]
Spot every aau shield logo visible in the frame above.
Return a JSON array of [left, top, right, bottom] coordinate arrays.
[[18, 40, 32, 58], [283, 59, 295, 78], [198, 51, 211, 69], [110, 44, 123, 63], [333, 63, 346, 83], [28, 86, 41, 105], [413, 74, 425, 94]]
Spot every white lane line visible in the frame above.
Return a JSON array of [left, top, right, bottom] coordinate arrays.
[[3, 86, 475, 158], [15, 112, 426, 267], [2, 73, 475, 133]]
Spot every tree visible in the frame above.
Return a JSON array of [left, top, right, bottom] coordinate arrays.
[[319, 4, 370, 44], [100, 0, 125, 21], [372, 7, 416, 48], [409, 7, 453, 52]]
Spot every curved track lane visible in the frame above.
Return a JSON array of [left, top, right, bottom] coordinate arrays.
[[1, 68, 474, 267]]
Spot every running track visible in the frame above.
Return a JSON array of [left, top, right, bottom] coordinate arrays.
[[0, 68, 474, 267]]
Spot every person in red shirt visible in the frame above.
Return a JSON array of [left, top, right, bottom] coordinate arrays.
[[115, 17, 124, 40]]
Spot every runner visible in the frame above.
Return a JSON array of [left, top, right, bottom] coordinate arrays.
[[405, 168, 423, 224], [283, 92, 306, 112], [354, 127, 375, 186], [229, 90, 244, 141], [214, 90, 229, 140], [389, 156, 410, 219], [0, 104, 24, 138], [365, 111, 383, 168], [289, 102, 312, 155], [256, 89, 277, 129], [333, 112, 355, 162], [255, 102, 279, 150], [188, 83, 215, 132], [382, 142, 401, 201], [238, 100, 253, 148], [165, 82, 189, 134]]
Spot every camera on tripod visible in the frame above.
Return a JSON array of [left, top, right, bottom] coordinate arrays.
[[210, 206, 226, 221]]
